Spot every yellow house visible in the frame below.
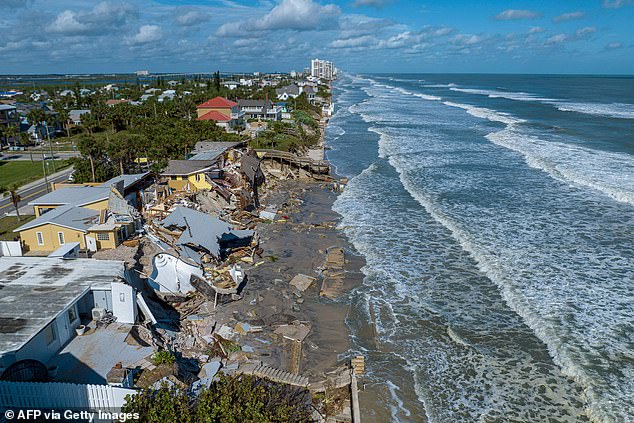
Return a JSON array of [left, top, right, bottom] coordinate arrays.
[[30, 186, 111, 217], [32, 173, 151, 216], [15, 205, 136, 254], [161, 160, 215, 192]]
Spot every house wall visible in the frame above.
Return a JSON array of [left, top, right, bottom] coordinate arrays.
[[197, 106, 232, 118], [33, 199, 108, 217], [188, 173, 212, 190], [166, 174, 211, 191], [13, 301, 81, 366], [19, 225, 86, 252]]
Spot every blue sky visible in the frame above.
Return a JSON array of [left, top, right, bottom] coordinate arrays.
[[0, 0, 632, 74]]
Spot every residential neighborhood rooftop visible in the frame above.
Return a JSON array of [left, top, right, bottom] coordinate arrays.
[[197, 97, 238, 108], [14, 204, 99, 233], [161, 160, 214, 176], [29, 186, 111, 207], [0, 257, 125, 355]]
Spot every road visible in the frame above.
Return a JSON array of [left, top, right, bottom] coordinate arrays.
[[0, 150, 80, 161], [0, 167, 74, 216]]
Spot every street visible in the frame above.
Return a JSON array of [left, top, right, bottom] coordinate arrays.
[[0, 167, 74, 216]]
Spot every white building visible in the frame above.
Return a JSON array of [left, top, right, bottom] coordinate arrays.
[[311, 58, 335, 80]]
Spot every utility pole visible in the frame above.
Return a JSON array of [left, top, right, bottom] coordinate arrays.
[[44, 122, 56, 173], [41, 146, 50, 193]]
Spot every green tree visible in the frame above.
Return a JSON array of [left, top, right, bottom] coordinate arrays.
[[76, 134, 104, 182], [122, 375, 312, 423], [1, 184, 22, 221]]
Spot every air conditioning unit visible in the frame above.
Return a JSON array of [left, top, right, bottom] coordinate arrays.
[[91, 308, 106, 320]]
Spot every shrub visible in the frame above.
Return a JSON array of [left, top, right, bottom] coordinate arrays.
[[122, 374, 313, 423], [151, 350, 176, 366]]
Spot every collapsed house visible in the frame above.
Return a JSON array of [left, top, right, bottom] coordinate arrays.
[[148, 206, 253, 295]]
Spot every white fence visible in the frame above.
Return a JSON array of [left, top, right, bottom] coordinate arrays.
[[0, 241, 22, 257], [0, 381, 136, 411]]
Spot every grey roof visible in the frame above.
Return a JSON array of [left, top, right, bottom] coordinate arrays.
[[69, 109, 90, 121], [189, 141, 243, 161], [0, 104, 16, 111], [161, 206, 253, 257], [238, 99, 273, 109], [161, 160, 214, 176], [101, 172, 150, 191], [47, 242, 81, 258], [29, 186, 110, 207], [275, 85, 300, 96], [0, 257, 124, 355], [14, 204, 99, 233]]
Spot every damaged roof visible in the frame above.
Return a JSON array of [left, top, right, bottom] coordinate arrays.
[[0, 257, 124, 355], [29, 186, 111, 207], [14, 204, 99, 233], [101, 172, 150, 191], [189, 141, 244, 161], [161, 160, 214, 176], [161, 206, 253, 257]]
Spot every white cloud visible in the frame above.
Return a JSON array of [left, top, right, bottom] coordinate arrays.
[[605, 42, 623, 49], [602, 0, 632, 8], [46, 2, 136, 35], [495, 9, 541, 20], [47, 11, 90, 35], [216, 0, 340, 36], [528, 26, 544, 34], [128, 25, 162, 45], [553, 11, 585, 23], [330, 35, 375, 48], [545, 26, 596, 45], [176, 10, 211, 26], [452, 34, 485, 46], [546, 33, 568, 45]]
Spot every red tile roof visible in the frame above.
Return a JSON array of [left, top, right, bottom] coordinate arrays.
[[197, 110, 231, 122], [197, 96, 238, 108]]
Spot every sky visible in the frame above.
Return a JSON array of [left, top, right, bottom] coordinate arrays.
[[0, 0, 633, 74]]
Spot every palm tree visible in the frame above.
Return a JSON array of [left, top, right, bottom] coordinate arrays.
[[1, 184, 22, 222]]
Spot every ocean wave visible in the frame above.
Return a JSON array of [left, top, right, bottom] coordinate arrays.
[[442, 101, 525, 125], [450, 87, 554, 102], [423, 83, 458, 88], [449, 86, 634, 119], [550, 101, 634, 119], [485, 127, 634, 206]]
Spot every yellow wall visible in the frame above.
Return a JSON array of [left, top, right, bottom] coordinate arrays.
[[197, 106, 232, 118], [166, 173, 211, 191], [188, 173, 212, 190], [19, 225, 87, 252], [19, 222, 132, 252], [34, 198, 109, 217]]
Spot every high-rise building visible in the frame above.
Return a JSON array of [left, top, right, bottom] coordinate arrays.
[[310, 59, 334, 80]]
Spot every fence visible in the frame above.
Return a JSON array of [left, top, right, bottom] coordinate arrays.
[[0, 380, 136, 411]]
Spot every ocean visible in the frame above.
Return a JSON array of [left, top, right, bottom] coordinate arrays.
[[326, 74, 634, 422]]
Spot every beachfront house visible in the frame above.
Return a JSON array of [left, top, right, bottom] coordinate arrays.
[[238, 99, 282, 121], [161, 160, 216, 192], [196, 97, 244, 130], [0, 257, 150, 389], [15, 174, 149, 253], [275, 84, 300, 100]]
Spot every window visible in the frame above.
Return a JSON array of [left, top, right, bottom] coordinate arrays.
[[43, 324, 56, 345], [68, 305, 77, 323], [195, 173, 201, 182], [36, 232, 44, 245], [97, 233, 109, 241], [57, 232, 65, 245]]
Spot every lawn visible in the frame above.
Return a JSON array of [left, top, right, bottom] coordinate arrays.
[[0, 215, 34, 240], [0, 159, 70, 188]]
